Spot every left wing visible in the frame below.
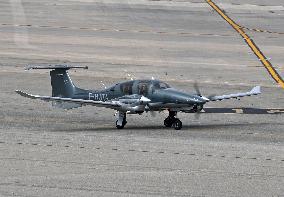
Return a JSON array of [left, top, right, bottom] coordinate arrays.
[[15, 90, 121, 110], [208, 86, 261, 101]]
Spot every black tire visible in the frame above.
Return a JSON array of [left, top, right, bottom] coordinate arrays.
[[173, 119, 182, 130], [116, 120, 126, 129], [164, 117, 173, 127]]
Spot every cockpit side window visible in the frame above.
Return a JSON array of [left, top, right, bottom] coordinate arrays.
[[137, 81, 150, 96], [153, 81, 170, 90], [159, 82, 170, 89], [120, 81, 134, 95]]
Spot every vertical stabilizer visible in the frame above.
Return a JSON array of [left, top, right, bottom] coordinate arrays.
[[50, 69, 75, 97]]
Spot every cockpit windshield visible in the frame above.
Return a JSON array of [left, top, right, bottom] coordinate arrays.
[[153, 81, 170, 90]]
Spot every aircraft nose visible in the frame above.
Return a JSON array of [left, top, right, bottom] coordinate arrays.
[[160, 88, 208, 104], [174, 94, 206, 104]]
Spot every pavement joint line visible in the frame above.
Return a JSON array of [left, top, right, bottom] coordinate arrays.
[[3, 141, 284, 163], [2, 23, 284, 35], [206, 0, 284, 89], [1, 157, 281, 179], [0, 23, 237, 38], [240, 26, 284, 35]]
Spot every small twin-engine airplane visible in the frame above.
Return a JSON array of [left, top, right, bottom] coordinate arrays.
[[16, 65, 261, 130]]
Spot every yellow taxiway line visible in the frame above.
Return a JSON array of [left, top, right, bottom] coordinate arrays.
[[206, 0, 284, 89]]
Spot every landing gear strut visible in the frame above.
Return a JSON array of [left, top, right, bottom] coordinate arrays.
[[116, 112, 127, 129], [164, 111, 182, 130]]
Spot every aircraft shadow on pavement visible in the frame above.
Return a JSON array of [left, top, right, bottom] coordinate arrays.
[[57, 122, 271, 132]]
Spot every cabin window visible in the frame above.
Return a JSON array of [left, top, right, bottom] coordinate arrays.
[[120, 81, 133, 95], [137, 81, 150, 96], [153, 81, 170, 90], [159, 82, 170, 89]]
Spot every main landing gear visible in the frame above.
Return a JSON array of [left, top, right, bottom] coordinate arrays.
[[116, 112, 127, 129], [164, 111, 182, 130], [115, 111, 182, 130]]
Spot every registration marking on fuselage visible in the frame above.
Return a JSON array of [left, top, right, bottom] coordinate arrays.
[[89, 93, 108, 101]]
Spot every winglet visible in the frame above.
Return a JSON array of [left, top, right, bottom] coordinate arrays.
[[15, 90, 26, 97], [250, 86, 261, 95]]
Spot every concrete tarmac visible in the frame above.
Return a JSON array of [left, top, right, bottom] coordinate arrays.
[[0, 0, 283, 196]]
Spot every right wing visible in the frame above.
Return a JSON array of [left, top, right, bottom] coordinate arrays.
[[15, 90, 121, 110], [209, 86, 261, 101], [201, 107, 284, 114]]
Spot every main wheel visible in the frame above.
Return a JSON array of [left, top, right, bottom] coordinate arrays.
[[164, 117, 173, 127], [173, 119, 182, 130], [116, 120, 126, 129]]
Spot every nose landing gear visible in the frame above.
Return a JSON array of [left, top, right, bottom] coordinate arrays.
[[164, 111, 182, 130]]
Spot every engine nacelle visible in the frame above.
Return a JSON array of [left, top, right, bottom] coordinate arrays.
[[120, 104, 146, 114]]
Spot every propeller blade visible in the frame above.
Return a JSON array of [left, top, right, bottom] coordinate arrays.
[[194, 112, 201, 120], [193, 82, 210, 102], [150, 111, 157, 117], [194, 81, 201, 96]]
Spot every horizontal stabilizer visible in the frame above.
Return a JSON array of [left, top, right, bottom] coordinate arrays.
[[25, 64, 88, 70]]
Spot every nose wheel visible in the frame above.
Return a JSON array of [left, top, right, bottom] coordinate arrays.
[[164, 111, 182, 130]]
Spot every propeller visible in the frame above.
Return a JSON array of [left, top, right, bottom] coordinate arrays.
[[194, 81, 201, 96], [193, 82, 210, 102], [194, 112, 201, 120], [193, 82, 208, 120], [150, 111, 157, 117]]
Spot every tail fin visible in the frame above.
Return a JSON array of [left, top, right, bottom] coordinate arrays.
[[50, 69, 76, 97], [27, 65, 88, 98]]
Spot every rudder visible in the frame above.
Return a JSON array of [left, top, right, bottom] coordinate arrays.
[[50, 69, 75, 97]]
